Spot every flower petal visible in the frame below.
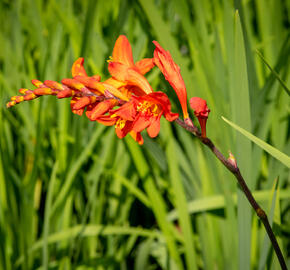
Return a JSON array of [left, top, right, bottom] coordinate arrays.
[[104, 77, 126, 89], [129, 131, 144, 145], [112, 35, 135, 67], [153, 41, 189, 119], [115, 120, 133, 138], [86, 99, 118, 120], [70, 97, 85, 115], [102, 82, 130, 101], [108, 62, 153, 95], [147, 114, 161, 138], [96, 115, 117, 126], [73, 96, 97, 110], [189, 97, 210, 117], [135, 58, 155, 75], [132, 114, 151, 133], [111, 101, 136, 121], [44, 80, 65, 90], [72, 58, 88, 77]]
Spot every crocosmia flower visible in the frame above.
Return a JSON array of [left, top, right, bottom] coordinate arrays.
[[108, 35, 155, 95], [189, 97, 210, 138], [153, 41, 189, 120], [111, 92, 179, 138], [6, 35, 180, 145]]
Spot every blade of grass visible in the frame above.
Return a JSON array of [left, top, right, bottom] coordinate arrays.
[[222, 116, 290, 168], [51, 125, 106, 215], [42, 162, 58, 270], [167, 189, 290, 220], [165, 123, 197, 270], [125, 137, 184, 269], [80, 0, 98, 57], [256, 50, 290, 96], [111, 172, 151, 208], [16, 225, 162, 266], [233, 11, 252, 270]]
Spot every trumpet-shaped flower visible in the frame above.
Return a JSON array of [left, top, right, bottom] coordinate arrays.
[[153, 41, 189, 120], [108, 35, 155, 96], [110, 92, 178, 143]]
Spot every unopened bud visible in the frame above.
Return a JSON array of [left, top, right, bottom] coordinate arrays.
[[189, 97, 210, 137], [184, 117, 194, 127], [228, 151, 237, 168]]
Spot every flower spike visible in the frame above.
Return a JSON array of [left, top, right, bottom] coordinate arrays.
[[190, 97, 210, 138], [6, 35, 179, 145], [153, 41, 189, 119]]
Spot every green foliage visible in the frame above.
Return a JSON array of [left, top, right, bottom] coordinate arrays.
[[0, 0, 289, 269]]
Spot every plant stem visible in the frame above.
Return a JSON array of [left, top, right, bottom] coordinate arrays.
[[175, 118, 287, 270]]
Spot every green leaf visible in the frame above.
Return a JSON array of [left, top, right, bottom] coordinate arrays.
[[42, 162, 58, 270], [125, 137, 184, 269], [256, 50, 290, 96], [167, 189, 290, 221], [16, 225, 162, 267], [233, 11, 252, 270], [165, 124, 197, 270], [222, 116, 290, 168]]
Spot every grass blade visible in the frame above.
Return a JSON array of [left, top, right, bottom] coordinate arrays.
[[233, 11, 252, 270], [256, 50, 290, 96], [222, 116, 290, 168]]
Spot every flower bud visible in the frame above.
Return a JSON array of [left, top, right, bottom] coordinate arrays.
[[189, 97, 210, 137], [227, 151, 237, 168]]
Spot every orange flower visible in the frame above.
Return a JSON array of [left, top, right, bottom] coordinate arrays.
[[111, 35, 155, 75], [108, 35, 155, 96], [110, 92, 178, 143], [6, 35, 181, 145], [153, 41, 189, 119], [189, 97, 210, 138]]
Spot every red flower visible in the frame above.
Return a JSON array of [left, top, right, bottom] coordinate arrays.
[[189, 97, 210, 138], [110, 92, 178, 143], [153, 41, 189, 119]]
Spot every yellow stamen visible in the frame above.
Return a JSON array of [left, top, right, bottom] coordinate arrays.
[[137, 101, 160, 116], [115, 119, 126, 129], [107, 56, 113, 63]]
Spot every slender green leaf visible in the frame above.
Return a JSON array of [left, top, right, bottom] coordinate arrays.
[[256, 50, 290, 96], [222, 116, 290, 168]]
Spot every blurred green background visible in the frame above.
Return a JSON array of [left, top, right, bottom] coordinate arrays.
[[0, 0, 289, 269]]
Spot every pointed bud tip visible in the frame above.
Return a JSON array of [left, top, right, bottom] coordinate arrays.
[[184, 117, 194, 127], [228, 151, 237, 168]]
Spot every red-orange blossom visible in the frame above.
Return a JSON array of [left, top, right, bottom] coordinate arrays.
[[7, 35, 208, 143]]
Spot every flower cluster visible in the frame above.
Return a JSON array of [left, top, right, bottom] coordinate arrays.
[[7, 35, 209, 143]]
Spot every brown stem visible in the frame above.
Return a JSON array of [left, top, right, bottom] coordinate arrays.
[[175, 118, 287, 270]]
